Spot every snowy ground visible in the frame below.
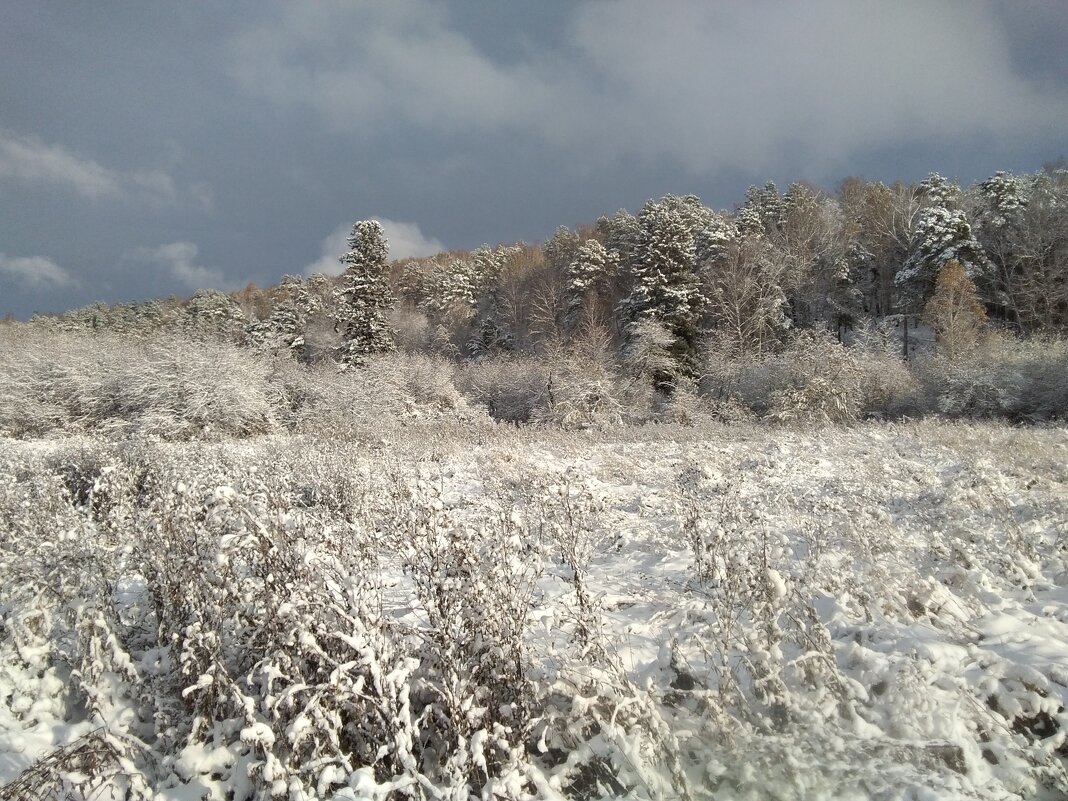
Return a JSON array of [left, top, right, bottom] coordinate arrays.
[[1, 420, 1066, 800]]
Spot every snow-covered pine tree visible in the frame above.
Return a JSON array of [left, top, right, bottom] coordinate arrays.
[[917, 172, 962, 208], [619, 195, 716, 385], [333, 220, 396, 367], [896, 174, 989, 310], [181, 290, 247, 341], [972, 171, 1027, 234], [466, 244, 523, 355], [472, 243, 522, 288], [247, 275, 308, 354], [564, 239, 616, 333], [897, 207, 989, 309], [298, 272, 341, 363], [303, 272, 333, 314], [131, 298, 168, 334], [544, 226, 582, 278], [775, 182, 855, 329], [969, 171, 1030, 327], [740, 181, 785, 239], [596, 209, 640, 274]]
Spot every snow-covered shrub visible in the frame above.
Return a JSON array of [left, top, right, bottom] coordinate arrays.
[[371, 352, 464, 413], [0, 730, 129, 801], [390, 307, 434, 353], [532, 335, 630, 429], [668, 438, 1068, 799], [0, 330, 484, 441], [0, 330, 279, 439], [915, 334, 1068, 420], [456, 356, 551, 423], [140, 469, 426, 799], [701, 330, 918, 423], [269, 354, 482, 438], [851, 321, 923, 418], [768, 331, 866, 424], [132, 338, 277, 438], [620, 318, 684, 395], [515, 475, 697, 800], [0, 444, 154, 799], [397, 480, 546, 797], [649, 376, 712, 426]]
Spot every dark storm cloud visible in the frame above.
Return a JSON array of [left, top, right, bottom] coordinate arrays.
[[1, 0, 1065, 317]]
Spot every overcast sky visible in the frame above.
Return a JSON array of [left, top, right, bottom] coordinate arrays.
[[2, 1, 1067, 318]]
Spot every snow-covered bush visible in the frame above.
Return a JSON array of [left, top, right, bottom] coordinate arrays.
[[398, 480, 546, 796], [533, 335, 631, 429], [699, 332, 865, 423], [915, 334, 1068, 421], [0, 330, 277, 439], [851, 320, 923, 418], [767, 331, 865, 423], [0, 330, 484, 441], [456, 356, 551, 423], [700, 329, 925, 423], [371, 352, 464, 414]]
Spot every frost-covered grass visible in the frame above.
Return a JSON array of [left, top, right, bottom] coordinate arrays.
[[1, 421, 1067, 800]]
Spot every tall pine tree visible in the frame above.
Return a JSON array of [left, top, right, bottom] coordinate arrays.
[[334, 220, 396, 367], [618, 195, 715, 385]]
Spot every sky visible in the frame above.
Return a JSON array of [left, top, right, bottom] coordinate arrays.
[[2, 1, 1067, 319]]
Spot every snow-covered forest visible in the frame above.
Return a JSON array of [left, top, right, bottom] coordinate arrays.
[[1, 168, 1067, 800]]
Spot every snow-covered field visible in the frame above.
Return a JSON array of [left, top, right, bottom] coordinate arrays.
[[1, 421, 1066, 800]]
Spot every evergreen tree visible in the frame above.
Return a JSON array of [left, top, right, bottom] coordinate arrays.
[[916, 172, 962, 208], [471, 244, 521, 288], [248, 275, 308, 354], [564, 239, 616, 332], [299, 272, 342, 363], [619, 195, 716, 383], [897, 175, 989, 310], [596, 209, 640, 274], [897, 206, 989, 308], [543, 226, 581, 278], [333, 220, 396, 367], [181, 290, 246, 340], [467, 244, 523, 356], [775, 183, 854, 328], [967, 170, 1068, 331], [132, 299, 168, 334], [740, 181, 785, 238]]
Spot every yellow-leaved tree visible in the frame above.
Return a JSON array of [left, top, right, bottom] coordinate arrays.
[[923, 259, 987, 356]]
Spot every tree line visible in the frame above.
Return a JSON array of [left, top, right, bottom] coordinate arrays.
[[26, 166, 1068, 384]]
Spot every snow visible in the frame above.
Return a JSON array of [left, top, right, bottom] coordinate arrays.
[[1, 420, 1066, 799]]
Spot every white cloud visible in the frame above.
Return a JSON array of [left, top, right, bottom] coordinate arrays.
[[303, 218, 444, 276], [231, 0, 1068, 177], [0, 131, 121, 199], [302, 224, 350, 277], [380, 218, 446, 261], [0, 129, 198, 206], [130, 241, 233, 291], [0, 253, 78, 288]]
